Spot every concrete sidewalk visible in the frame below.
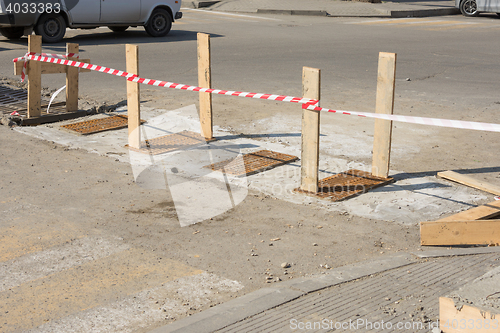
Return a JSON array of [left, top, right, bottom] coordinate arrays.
[[185, 0, 460, 18], [151, 247, 500, 333]]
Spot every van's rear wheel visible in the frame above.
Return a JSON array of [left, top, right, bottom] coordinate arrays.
[[0, 27, 24, 39], [34, 13, 66, 43], [144, 8, 172, 37]]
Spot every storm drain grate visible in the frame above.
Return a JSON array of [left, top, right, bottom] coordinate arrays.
[[61, 115, 144, 135], [295, 169, 393, 202], [128, 130, 215, 155], [205, 150, 299, 177], [0, 85, 67, 118]]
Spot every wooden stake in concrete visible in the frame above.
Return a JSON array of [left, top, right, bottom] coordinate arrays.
[[66, 43, 79, 112], [27, 35, 42, 118], [197, 32, 213, 140], [126, 44, 141, 149], [300, 67, 321, 193], [372, 52, 396, 178]]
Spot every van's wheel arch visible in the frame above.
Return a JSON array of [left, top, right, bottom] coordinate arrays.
[[144, 8, 172, 37], [34, 13, 66, 43]]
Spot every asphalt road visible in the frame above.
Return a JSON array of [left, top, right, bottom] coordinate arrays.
[[2, 10, 500, 115], [1, 10, 500, 333]]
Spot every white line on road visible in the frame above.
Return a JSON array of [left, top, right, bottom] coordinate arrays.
[[28, 272, 243, 333], [0, 236, 130, 292]]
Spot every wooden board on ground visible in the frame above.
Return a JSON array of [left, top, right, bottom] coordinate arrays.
[[204, 150, 298, 177], [438, 200, 500, 222], [420, 220, 500, 246], [295, 169, 393, 202], [439, 297, 499, 333], [438, 170, 500, 196]]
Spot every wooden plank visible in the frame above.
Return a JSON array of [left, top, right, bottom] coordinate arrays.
[[126, 44, 141, 150], [22, 110, 88, 126], [300, 66, 321, 193], [14, 59, 91, 75], [439, 297, 499, 333], [66, 43, 79, 112], [372, 52, 396, 178], [27, 35, 42, 118], [438, 200, 500, 222], [420, 220, 500, 246], [438, 170, 500, 196], [197, 32, 213, 140]]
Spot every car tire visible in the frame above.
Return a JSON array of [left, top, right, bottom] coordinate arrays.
[[108, 26, 129, 32], [144, 8, 172, 37], [0, 27, 24, 39], [34, 13, 66, 43], [460, 0, 479, 17]]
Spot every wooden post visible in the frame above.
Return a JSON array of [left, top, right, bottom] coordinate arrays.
[[197, 32, 213, 140], [126, 44, 141, 149], [371, 52, 396, 178], [66, 43, 79, 112], [27, 35, 42, 118], [300, 67, 321, 193]]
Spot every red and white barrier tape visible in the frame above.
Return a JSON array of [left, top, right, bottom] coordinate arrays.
[[13, 53, 500, 132], [13, 52, 79, 82], [303, 104, 500, 133], [15, 53, 318, 105]]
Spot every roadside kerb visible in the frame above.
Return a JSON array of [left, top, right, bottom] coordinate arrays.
[[390, 7, 460, 17]]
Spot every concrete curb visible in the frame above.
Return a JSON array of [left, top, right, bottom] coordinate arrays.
[[183, 1, 220, 9], [413, 246, 500, 258], [257, 9, 329, 16], [390, 7, 460, 17]]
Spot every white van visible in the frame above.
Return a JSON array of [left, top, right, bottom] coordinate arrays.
[[456, 0, 500, 16], [0, 0, 182, 43]]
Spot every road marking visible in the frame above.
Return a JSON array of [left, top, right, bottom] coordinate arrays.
[[31, 272, 243, 333], [0, 222, 83, 262], [0, 236, 130, 292], [0, 248, 203, 332]]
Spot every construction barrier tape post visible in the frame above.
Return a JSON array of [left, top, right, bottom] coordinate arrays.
[[12, 53, 500, 133], [13, 52, 79, 82]]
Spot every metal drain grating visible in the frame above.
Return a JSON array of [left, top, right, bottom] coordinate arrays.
[[127, 130, 214, 155], [205, 150, 299, 177], [61, 115, 143, 135], [0, 85, 69, 123], [295, 169, 393, 202]]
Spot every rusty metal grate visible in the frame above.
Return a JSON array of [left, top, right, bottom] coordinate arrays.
[[295, 169, 393, 202], [128, 130, 215, 155], [205, 150, 299, 177], [61, 115, 144, 135], [0, 85, 71, 124]]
